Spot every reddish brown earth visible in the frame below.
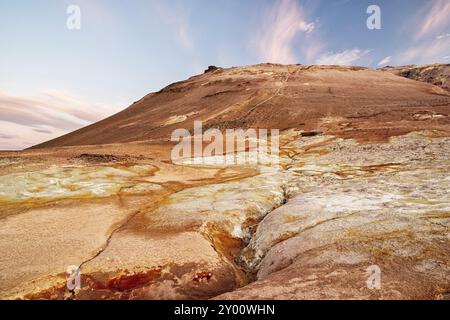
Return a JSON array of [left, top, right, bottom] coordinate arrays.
[[1, 64, 449, 300], [33, 64, 450, 148]]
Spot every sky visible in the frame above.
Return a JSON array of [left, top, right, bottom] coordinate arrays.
[[0, 0, 449, 150]]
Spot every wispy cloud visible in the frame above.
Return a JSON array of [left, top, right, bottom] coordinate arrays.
[[304, 40, 326, 63], [415, 0, 450, 41], [389, 0, 450, 66], [0, 90, 123, 150], [315, 49, 371, 66], [152, 0, 194, 51], [254, 0, 316, 64], [395, 36, 450, 65], [0, 133, 15, 139], [393, 0, 450, 66], [377, 56, 392, 66], [436, 33, 450, 40]]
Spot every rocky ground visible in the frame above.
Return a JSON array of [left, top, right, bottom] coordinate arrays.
[[0, 129, 449, 299], [0, 64, 449, 299], [381, 64, 450, 92]]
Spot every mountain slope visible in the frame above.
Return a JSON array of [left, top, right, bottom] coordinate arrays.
[[3, 64, 450, 300], [381, 64, 450, 92], [33, 64, 450, 148]]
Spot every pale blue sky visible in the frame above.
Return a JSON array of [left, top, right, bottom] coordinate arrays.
[[0, 0, 449, 149]]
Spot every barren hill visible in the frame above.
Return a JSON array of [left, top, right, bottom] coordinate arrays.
[[33, 64, 450, 148], [381, 64, 450, 92], [1, 64, 450, 300]]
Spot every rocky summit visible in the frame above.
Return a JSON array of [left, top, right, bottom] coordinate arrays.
[[0, 64, 449, 300]]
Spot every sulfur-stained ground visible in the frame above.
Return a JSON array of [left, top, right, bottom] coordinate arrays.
[[0, 129, 449, 299]]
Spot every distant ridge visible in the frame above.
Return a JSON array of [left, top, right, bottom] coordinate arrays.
[[381, 64, 450, 92]]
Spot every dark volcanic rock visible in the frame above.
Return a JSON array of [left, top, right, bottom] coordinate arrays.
[[381, 64, 450, 91]]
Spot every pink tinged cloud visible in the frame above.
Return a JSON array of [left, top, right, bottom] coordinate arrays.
[[396, 36, 450, 65], [152, 0, 193, 52], [415, 0, 450, 41], [0, 90, 124, 150], [255, 0, 315, 64], [392, 0, 450, 65], [377, 56, 392, 66], [436, 33, 450, 40]]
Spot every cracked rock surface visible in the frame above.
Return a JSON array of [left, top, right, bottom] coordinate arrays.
[[0, 64, 449, 299], [219, 131, 450, 299], [1, 130, 449, 299]]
